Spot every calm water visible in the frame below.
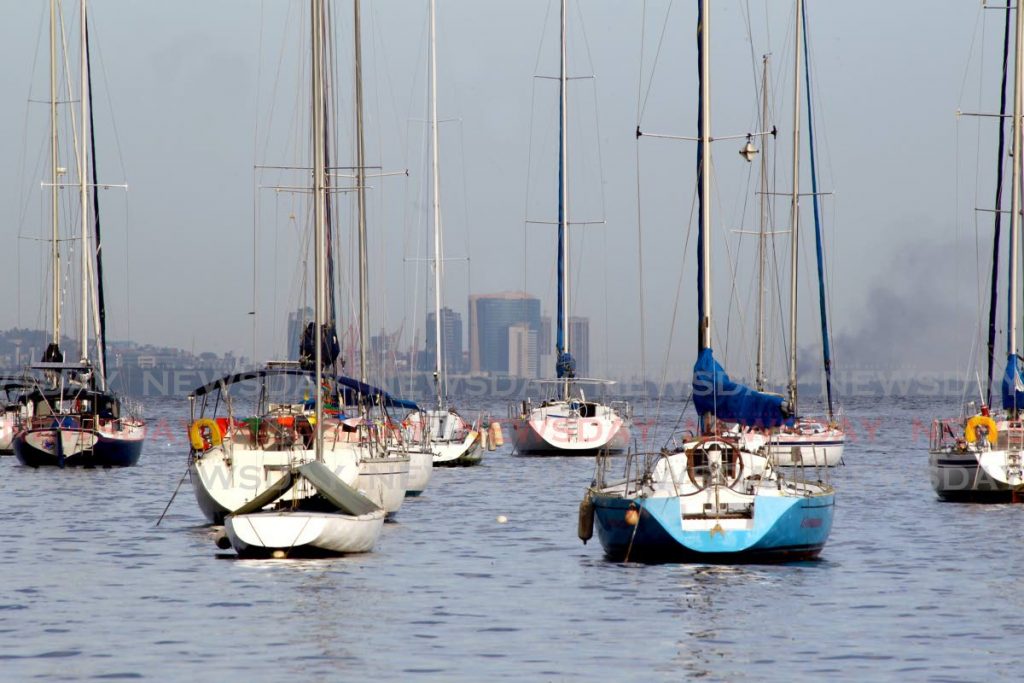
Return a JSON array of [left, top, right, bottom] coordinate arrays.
[[0, 395, 1020, 682]]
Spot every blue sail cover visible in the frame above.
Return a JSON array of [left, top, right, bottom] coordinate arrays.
[[692, 348, 792, 428], [336, 376, 419, 411], [1001, 354, 1024, 410]]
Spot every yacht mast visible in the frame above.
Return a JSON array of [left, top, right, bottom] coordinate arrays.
[[698, 0, 712, 353], [49, 0, 61, 349], [1009, 0, 1024, 378], [311, 0, 327, 458], [756, 54, 769, 392], [557, 0, 571, 400], [429, 0, 445, 408], [787, 0, 803, 414], [353, 0, 369, 387], [79, 0, 91, 367]]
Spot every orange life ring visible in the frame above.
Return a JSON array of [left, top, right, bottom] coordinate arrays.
[[965, 414, 998, 445], [189, 418, 223, 451]]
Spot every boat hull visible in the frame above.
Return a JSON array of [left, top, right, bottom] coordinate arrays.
[[224, 509, 386, 558], [405, 447, 433, 496], [431, 433, 483, 467], [358, 455, 410, 515], [0, 411, 18, 454], [590, 489, 834, 564], [13, 424, 144, 468], [190, 445, 362, 525], [929, 448, 1024, 502], [512, 413, 629, 456], [768, 437, 844, 467]]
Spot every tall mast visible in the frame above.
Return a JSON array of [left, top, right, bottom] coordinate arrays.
[[79, 0, 91, 366], [49, 0, 61, 349], [311, 0, 327, 458], [697, 0, 711, 353], [802, 2, 833, 421], [353, 0, 369, 387], [787, 0, 803, 413], [1009, 0, 1024, 374], [985, 4, 1014, 405], [755, 54, 769, 392], [556, 0, 571, 400], [429, 0, 444, 408]]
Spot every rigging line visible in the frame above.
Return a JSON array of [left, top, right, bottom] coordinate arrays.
[[654, 181, 699, 440], [523, 76, 539, 298], [533, 0, 556, 75], [638, 0, 675, 121], [983, 3, 1013, 403]]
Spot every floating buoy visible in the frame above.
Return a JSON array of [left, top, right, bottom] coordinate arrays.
[[213, 530, 231, 550], [624, 505, 640, 526], [578, 497, 594, 543], [490, 421, 504, 448], [496, 515, 508, 524]]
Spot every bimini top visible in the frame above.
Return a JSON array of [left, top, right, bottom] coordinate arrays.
[[189, 367, 418, 410]]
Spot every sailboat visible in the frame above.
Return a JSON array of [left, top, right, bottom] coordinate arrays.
[[346, 0, 421, 497], [188, 0, 410, 523], [0, 379, 31, 455], [402, 0, 482, 468], [929, 3, 1024, 501], [223, 0, 386, 557], [13, 0, 146, 468], [762, 1, 845, 468], [582, 0, 834, 562], [510, 0, 631, 456]]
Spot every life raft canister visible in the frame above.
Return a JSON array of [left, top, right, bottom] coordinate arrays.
[[189, 418, 223, 451], [965, 414, 998, 445]]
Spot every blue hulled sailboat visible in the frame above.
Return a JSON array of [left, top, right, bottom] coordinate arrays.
[[582, 0, 834, 563]]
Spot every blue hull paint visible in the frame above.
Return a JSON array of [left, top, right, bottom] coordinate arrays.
[[591, 491, 834, 564], [13, 429, 143, 468]]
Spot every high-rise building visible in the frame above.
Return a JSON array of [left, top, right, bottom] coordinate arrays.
[[569, 316, 590, 377], [468, 292, 541, 374], [424, 306, 463, 374], [287, 306, 314, 361], [508, 323, 538, 378], [538, 315, 554, 378]]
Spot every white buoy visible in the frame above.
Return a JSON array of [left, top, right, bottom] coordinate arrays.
[[496, 515, 508, 524]]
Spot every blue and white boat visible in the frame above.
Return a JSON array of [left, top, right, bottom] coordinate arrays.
[[583, 0, 834, 563]]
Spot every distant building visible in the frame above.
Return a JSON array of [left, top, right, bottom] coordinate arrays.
[[569, 316, 590, 377], [468, 292, 541, 374], [287, 307, 314, 361], [424, 307, 463, 374], [507, 323, 538, 378], [538, 315, 554, 378]]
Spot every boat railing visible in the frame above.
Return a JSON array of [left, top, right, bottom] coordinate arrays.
[[929, 418, 965, 451]]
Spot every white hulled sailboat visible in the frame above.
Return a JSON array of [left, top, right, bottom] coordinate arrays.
[[511, 0, 630, 456]]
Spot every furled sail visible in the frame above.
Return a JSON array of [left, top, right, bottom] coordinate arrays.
[[1001, 354, 1024, 410], [692, 348, 793, 427]]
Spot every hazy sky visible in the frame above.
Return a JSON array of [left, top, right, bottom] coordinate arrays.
[[0, 1, 1009, 386]]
